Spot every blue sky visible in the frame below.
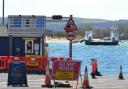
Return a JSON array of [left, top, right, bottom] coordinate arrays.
[[0, 0, 128, 20]]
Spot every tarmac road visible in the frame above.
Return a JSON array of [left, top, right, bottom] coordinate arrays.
[[1, 73, 128, 89]]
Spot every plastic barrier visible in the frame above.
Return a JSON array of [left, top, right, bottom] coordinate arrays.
[[25, 57, 38, 70], [66, 58, 72, 61], [58, 57, 72, 61], [0, 56, 8, 72], [50, 58, 58, 61], [40, 57, 48, 71], [24, 57, 48, 74], [58, 57, 64, 61], [0, 56, 48, 74], [7, 56, 14, 70], [50, 57, 72, 61]]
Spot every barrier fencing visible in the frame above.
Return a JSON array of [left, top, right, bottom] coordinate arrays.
[[0, 56, 72, 74]]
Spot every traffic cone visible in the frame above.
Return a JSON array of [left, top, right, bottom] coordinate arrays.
[[82, 66, 91, 88], [91, 61, 96, 79], [42, 64, 53, 88], [94, 59, 102, 76], [119, 65, 124, 80], [45, 64, 51, 85]]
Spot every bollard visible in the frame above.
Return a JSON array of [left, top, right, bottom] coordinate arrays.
[[119, 65, 124, 80]]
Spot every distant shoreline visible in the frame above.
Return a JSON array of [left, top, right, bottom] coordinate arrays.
[[46, 37, 69, 43], [45, 37, 128, 44]]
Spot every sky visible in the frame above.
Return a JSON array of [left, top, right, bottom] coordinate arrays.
[[0, 0, 128, 20]]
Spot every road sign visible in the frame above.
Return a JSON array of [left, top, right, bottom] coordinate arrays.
[[66, 31, 76, 41], [51, 60, 81, 80], [7, 15, 46, 36], [64, 15, 77, 31]]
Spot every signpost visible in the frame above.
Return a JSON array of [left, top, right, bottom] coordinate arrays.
[[64, 15, 77, 58]]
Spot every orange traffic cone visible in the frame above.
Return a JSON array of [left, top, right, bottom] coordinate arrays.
[[45, 64, 51, 85], [82, 66, 91, 88], [91, 61, 96, 79], [119, 65, 124, 80], [94, 59, 102, 76], [42, 64, 53, 88]]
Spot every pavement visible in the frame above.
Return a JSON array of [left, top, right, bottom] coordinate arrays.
[[1, 73, 128, 89]]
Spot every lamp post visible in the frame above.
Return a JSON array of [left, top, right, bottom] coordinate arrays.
[[2, 0, 5, 25]]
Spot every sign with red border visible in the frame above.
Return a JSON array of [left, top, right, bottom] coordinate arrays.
[[64, 15, 77, 31], [66, 31, 76, 41], [51, 60, 81, 80]]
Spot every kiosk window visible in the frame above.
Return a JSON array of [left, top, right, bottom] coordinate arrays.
[[25, 40, 33, 53]]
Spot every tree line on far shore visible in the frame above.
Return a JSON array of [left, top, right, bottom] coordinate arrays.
[[46, 23, 128, 40]]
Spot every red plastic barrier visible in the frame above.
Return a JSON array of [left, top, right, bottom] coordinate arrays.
[[0, 56, 49, 73], [58, 57, 64, 61], [7, 56, 14, 70], [25, 57, 37, 70], [40, 57, 48, 70], [50, 57, 72, 61], [51, 58, 58, 61], [24, 57, 48, 71], [0, 56, 8, 71], [13, 57, 24, 61], [66, 58, 72, 61]]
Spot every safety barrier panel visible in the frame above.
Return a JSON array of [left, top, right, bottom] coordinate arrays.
[[50, 57, 72, 61], [23, 57, 48, 74], [7, 56, 14, 70], [25, 57, 38, 70], [66, 58, 72, 61], [0, 56, 8, 72], [58, 57, 64, 61], [40, 57, 48, 71], [0, 56, 72, 73], [50, 58, 58, 61]]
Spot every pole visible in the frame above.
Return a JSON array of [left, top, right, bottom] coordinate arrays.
[[69, 40, 72, 58], [9, 35, 12, 56], [2, 0, 5, 25], [42, 35, 44, 57]]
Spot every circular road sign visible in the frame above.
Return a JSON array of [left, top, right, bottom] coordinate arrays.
[[66, 31, 76, 41]]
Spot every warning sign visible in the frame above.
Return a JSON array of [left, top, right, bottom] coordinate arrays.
[[55, 70, 75, 80], [64, 15, 77, 31], [51, 60, 81, 80]]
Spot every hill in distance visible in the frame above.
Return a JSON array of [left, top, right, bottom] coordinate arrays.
[[1, 17, 128, 31]]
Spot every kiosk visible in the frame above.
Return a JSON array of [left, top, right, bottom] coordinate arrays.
[[6, 15, 46, 57]]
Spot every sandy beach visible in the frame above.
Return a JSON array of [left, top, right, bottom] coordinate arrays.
[[1, 73, 128, 89], [45, 37, 71, 43]]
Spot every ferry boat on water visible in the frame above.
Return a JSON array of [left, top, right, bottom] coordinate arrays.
[[81, 26, 119, 45]]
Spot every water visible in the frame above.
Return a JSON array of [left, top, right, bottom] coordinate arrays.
[[48, 41, 128, 76]]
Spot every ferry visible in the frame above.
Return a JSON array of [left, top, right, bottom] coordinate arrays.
[[81, 26, 119, 45]]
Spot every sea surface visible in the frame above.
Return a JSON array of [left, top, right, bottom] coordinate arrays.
[[48, 41, 128, 76]]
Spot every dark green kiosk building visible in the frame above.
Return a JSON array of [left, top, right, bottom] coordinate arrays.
[[0, 15, 46, 57]]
